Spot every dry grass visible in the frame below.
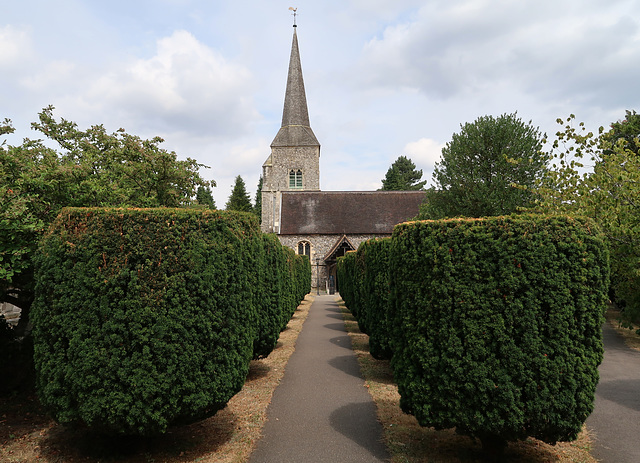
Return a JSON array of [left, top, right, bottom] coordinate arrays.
[[605, 307, 640, 351], [336, 297, 597, 463], [0, 295, 314, 463]]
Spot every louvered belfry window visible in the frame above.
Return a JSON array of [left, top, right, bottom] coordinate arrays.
[[289, 169, 303, 189]]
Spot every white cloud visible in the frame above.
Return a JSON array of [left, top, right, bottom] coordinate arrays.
[[357, 0, 640, 109], [87, 30, 259, 138], [0, 25, 34, 68], [21, 60, 77, 91], [403, 138, 444, 168]]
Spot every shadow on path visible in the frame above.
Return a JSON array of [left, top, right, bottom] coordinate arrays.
[[330, 402, 390, 461], [248, 295, 389, 463]]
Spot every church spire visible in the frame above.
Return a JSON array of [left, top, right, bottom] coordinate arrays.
[[271, 25, 320, 147]]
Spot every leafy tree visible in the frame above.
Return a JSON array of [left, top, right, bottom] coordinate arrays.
[[379, 155, 426, 191], [225, 175, 253, 213], [196, 185, 216, 209], [1, 106, 211, 339], [419, 113, 546, 219], [254, 175, 263, 222], [536, 113, 640, 321], [602, 110, 640, 156]]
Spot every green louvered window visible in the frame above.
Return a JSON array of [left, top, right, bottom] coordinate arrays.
[[289, 169, 303, 189]]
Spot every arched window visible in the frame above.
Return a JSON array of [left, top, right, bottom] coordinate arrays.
[[297, 241, 311, 257], [289, 169, 303, 189]]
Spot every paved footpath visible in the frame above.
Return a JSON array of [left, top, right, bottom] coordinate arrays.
[[249, 294, 390, 463], [587, 322, 640, 462]]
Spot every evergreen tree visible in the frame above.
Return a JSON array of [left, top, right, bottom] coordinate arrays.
[[254, 175, 263, 221], [420, 113, 546, 219], [225, 175, 253, 212], [196, 185, 216, 209], [379, 155, 426, 191]]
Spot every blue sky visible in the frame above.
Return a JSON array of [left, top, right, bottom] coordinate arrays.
[[2, 0, 640, 206]]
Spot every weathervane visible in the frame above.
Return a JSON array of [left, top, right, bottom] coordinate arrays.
[[289, 7, 298, 27]]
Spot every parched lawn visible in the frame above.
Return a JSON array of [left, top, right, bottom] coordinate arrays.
[[337, 297, 597, 463]]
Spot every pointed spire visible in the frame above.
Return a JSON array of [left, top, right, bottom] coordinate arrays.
[[271, 26, 320, 148], [281, 28, 309, 128]]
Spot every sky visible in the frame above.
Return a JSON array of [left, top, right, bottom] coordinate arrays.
[[2, 0, 640, 207]]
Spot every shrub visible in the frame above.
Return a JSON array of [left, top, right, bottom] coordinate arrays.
[[358, 238, 393, 359], [252, 234, 310, 358], [336, 251, 358, 316], [32, 208, 264, 435], [390, 215, 609, 453]]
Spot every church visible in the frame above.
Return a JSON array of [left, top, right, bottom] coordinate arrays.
[[261, 24, 425, 290]]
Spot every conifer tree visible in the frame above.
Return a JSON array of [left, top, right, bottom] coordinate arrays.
[[254, 175, 263, 221], [379, 155, 426, 191], [225, 175, 253, 212], [420, 113, 546, 219], [196, 185, 216, 209]]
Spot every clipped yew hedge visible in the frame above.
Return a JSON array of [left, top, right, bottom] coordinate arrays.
[[252, 234, 310, 358], [32, 208, 309, 435], [336, 250, 358, 317], [390, 216, 609, 451], [356, 238, 393, 359]]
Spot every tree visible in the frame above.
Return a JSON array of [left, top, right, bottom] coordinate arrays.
[[254, 175, 263, 222], [536, 112, 640, 321], [1, 106, 212, 339], [379, 155, 426, 191], [225, 175, 253, 212], [196, 185, 216, 209], [602, 110, 640, 156], [419, 113, 546, 219]]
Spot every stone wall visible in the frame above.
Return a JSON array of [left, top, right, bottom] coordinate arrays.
[[279, 233, 386, 290], [261, 144, 320, 234], [0, 301, 21, 326]]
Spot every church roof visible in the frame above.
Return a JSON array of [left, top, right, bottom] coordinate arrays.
[[279, 191, 426, 235], [271, 27, 320, 148]]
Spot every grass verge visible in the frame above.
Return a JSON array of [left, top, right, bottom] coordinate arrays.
[[0, 295, 314, 463], [336, 297, 597, 463]]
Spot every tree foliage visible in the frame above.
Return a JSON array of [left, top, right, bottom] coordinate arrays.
[[254, 175, 263, 222], [379, 155, 426, 191], [196, 185, 216, 209], [536, 112, 640, 321], [225, 175, 253, 213], [32, 208, 310, 434], [420, 113, 546, 219], [602, 109, 640, 157], [338, 216, 608, 456], [1, 107, 211, 335]]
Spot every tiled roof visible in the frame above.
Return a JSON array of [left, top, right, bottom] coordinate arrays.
[[279, 191, 426, 235]]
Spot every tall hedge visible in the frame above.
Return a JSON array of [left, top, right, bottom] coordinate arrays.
[[32, 208, 308, 435], [357, 238, 393, 359], [254, 234, 310, 359], [254, 234, 294, 358], [390, 215, 609, 451], [336, 250, 358, 316]]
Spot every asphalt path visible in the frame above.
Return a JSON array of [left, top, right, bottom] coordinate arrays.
[[587, 322, 640, 462], [248, 294, 389, 463]]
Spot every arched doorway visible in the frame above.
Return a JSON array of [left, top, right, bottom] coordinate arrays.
[[323, 235, 355, 293]]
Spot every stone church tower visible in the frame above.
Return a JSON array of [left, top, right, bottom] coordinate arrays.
[[261, 25, 320, 234], [261, 24, 425, 290]]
